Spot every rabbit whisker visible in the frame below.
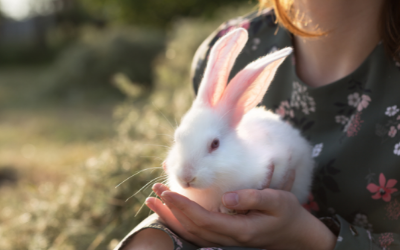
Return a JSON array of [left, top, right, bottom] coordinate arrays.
[[156, 133, 174, 139], [151, 103, 176, 131], [115, 167, 163, 188], [144, 179, 170, 217], [126, 175, 168, 202], [138, 155, 165, 161], [135, 190, 156, 217], [135, 177, 169, 217], [142, 144, 171, 149]]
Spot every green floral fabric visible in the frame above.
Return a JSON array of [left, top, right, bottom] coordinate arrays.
[[117, 9, 400, 250]]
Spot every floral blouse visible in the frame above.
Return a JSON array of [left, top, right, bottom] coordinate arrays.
[[190, 8, 400, 250]]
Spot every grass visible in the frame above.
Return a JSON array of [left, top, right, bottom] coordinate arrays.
[[0, 4, 254, 250], [0, 66, 116, 250]]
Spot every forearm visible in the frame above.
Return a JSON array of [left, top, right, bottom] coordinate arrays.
[[295, 208, 337, 250]]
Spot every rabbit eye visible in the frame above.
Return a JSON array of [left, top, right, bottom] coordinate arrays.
[[210, 139, 219, 151]]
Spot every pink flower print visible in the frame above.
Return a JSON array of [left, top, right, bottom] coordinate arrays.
[[379, 233, 394, 249], [385, 199, 400, 220], [398, 124, 400, 130], [276, 105, 286, 118], [385, 105, 399, 117], [397, 115, 400, 120], [367, 173, 398, 202], [281, 100, 290, 108], [303, 193, 320, 212], [389, 126, 397, 138], [357, 94, 371, 111], [275, 100, 294, 118], [346, 112, 364, 137]]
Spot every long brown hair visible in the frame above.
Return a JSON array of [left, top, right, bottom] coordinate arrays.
[[259, 0, 400, 62]]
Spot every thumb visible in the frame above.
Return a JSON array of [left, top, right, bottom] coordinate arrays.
[[222, 188, 284, 212]]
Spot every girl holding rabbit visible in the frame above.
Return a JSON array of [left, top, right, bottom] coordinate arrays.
[[116, 0, 400, 249]]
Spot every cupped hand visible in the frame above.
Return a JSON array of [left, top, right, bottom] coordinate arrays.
[[146, 168, 336, 250]]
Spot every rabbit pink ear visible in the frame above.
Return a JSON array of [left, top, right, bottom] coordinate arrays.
[[196, 28, 248, 107], [218, 47, 293, 127]]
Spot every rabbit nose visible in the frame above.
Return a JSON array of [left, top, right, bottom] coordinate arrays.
[[181, 174, 196, 187], [182, 175, 196, 183]]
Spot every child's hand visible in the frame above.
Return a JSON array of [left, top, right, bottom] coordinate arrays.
[[146, 169, 336, 249]]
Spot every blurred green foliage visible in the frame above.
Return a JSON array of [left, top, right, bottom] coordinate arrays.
[[81, 0, 255, 27], [40, 27, 165, 102], [0, 4, 254, 249]]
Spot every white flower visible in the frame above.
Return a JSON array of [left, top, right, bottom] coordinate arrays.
[[394, 142, 400, 156], [389, 126, 397, 138], [335, 115, 349, 125], [290, 81, 316, 115], [348, 92, 361, 107], [268, 45, 277, 53], [312, 143, 323, 158], [252, 38, 261, 51], [385, 105, 399, 117], [337, 236, 343, 242]]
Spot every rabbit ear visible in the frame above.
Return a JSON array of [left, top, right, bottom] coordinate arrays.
[[196, 28, 248, 107], [218, 47, 293, 127]]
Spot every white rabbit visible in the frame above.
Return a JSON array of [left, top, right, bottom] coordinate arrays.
[[163, 28, 314, 214]]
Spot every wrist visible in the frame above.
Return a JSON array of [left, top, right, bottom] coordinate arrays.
[[294, 208, 337, 250]]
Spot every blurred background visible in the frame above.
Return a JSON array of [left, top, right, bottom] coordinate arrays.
[[0, 0, 258, 249]]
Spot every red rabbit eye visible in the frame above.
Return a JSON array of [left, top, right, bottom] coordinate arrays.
[[210, 139, 219, 152]]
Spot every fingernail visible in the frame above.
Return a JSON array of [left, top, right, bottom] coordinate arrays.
[[152, 183, 159, 193], [145, 197, 154, 209], [223, 192, 238, 207], [161, 191, 172, 203]]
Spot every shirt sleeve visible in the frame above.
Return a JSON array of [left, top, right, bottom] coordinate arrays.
[[333, 215, 400, 250]]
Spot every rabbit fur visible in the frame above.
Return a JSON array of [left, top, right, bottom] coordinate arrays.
[[163, 28, 314, 214]]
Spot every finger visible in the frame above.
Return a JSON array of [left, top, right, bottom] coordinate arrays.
[[223, 188, 286, 213], [164, 199, 237, 246], [146, 197, 213, 247], [278, 169, 296, 191], [153, 183, 170, 197], [261, 163, 275, 189], [161, 191, 248, 238]]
